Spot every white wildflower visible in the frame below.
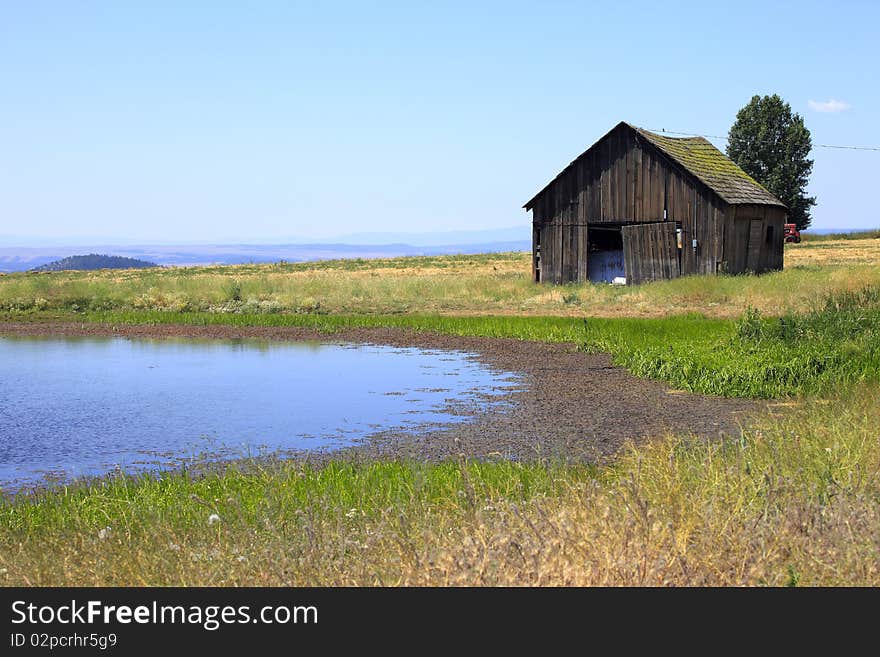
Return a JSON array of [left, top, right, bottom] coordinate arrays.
[[208, 513, 221, 526]]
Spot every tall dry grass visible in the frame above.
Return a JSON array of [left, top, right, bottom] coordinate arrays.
[[2, 240, 880, 318]]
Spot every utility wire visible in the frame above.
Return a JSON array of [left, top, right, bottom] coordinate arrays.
[[814, 143, 880, 151], [642, 127, 880, 152]]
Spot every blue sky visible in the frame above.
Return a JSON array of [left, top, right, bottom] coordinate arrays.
[[1, 1, 877, 243]]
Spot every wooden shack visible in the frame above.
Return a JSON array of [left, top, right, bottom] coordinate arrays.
[[523, 121, 787, 285]]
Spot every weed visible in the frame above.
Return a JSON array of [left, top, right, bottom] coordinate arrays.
[[225, 280, 242, 302]]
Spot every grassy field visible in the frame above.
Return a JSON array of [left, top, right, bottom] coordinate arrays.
[[1, 234, 879, 585], [2, 236, 880, 318]]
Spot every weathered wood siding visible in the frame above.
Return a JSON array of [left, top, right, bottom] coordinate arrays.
[[530, 125, 670, 229], [622, 222, 680, 285], [528, 123, 785, 283], [723, 204, 786, 274]]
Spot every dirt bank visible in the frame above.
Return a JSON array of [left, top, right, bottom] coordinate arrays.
[[0, 321, 762, 463]]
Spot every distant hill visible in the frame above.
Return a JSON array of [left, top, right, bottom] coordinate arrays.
[[32, 254, 158, 272]]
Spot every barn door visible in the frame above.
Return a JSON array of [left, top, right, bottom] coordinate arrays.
[[746, 219, 763, 271], [622, 222, 680, 285], [731, 217, 751, 273]]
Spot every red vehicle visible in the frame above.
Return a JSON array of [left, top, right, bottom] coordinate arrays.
[[784, 223, 801, 243]]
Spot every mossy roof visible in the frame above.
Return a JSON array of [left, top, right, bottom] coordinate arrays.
[[524, 122, 786, 209], [632, 125, 785, 207]]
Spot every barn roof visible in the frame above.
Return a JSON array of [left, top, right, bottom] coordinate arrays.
[[632, 126, 785, 207], [524, 121, 786, 209]]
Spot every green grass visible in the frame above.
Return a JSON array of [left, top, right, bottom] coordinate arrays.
[[580, 287, 880, 397], [1, 460, 590, 535]]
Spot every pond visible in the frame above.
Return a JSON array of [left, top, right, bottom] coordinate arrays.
[[0, 336, 521, 493]]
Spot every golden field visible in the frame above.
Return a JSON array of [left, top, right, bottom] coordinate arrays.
[[1, 237, 879, 319]]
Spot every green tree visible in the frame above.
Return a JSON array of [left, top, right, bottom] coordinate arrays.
[[727, 94, 816, 230]]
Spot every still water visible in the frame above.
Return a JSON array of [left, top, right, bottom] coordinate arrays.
[[0, 336, 520, 492]]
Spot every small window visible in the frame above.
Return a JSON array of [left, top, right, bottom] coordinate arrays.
[[766, 225, 774, 244]]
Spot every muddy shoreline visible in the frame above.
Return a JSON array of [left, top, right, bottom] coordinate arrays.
[[0, 321, 762, 466]]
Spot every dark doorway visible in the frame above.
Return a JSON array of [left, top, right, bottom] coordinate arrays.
[[587, 225, 625, 283]]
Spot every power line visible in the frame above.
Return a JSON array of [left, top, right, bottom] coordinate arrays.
[[642, 127, 880, 152], [814, 143, 880, 151], [644, 128, 728, 140]]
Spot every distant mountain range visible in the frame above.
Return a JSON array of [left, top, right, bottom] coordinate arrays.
[[0, 231, 530, 273], [32, 254, 158, 272]]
